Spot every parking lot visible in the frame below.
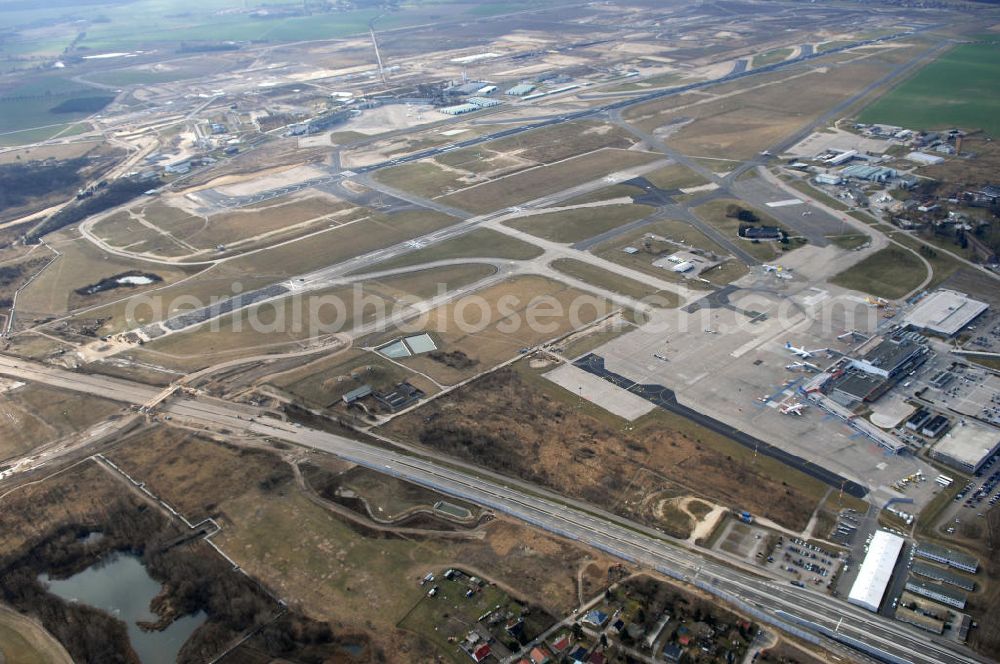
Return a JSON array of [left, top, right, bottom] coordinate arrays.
[[921, 364, 1000, 426], [762, 535, 844, 591], [953, 459, 1000, 514], [961, 313, 1000, 354]]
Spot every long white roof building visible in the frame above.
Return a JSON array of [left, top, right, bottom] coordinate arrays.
[[848, 530, 905, 612]]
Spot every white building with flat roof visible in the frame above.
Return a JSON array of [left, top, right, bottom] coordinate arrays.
[[931, 420, 1000, 474], [904, 289, 989, 337], [848, 530, 905, 612]]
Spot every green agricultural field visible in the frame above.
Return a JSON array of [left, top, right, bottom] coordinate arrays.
[[858, 43, 1000, 136], [0, 74, 106, 142]]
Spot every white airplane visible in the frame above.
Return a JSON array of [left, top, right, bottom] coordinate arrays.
[[785, 361, 820, 372], [780, 402, 807, 416], [785, 342, 826, 359]]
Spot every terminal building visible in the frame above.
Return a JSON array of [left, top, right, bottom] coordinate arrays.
[[847, 530, 905, 612], [849, 336, 928, 379], [903, 289, 989, 337]]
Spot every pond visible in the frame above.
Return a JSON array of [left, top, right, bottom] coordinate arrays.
[[39, 553, 206, 664]]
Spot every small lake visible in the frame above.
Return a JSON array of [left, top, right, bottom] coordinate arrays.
[[39, 553, 206, 664]]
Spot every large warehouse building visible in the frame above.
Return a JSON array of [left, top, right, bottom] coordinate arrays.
[[848, 530, 905, 612], [904, 289, 989, 337]]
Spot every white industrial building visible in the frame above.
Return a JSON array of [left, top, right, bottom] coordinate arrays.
[[505, 83, 535, 96], [930, 421, 1000, 474], [847, 530, 905, 612], [439, 103, 480, 115], [906, 151, 945, 166], [903, 289, 989, 337]]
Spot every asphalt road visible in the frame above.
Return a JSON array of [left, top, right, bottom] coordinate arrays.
[[0, 353, 985, 664]]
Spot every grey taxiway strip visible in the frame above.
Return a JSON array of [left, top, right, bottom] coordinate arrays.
[[0, 354, 984, 664]]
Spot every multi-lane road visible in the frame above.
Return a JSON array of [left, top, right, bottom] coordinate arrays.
[[0, 353, 985, 664]]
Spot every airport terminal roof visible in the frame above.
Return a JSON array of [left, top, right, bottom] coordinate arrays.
[[930, 420, 1000, 473], [904, 289, 989, 336], [848, 530, 904, 612], [857, 337, 923, 373]]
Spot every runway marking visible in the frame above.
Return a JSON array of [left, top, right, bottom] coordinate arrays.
[[765, 199, 803, 207]]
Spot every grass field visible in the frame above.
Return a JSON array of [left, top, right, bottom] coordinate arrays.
[[694, 199, 799, 261], [442, 149, 661, 214], [0, 74, 106, 144], [551, 258, 680, 307], [361, 228, 544, 273], [268, 349, 422, 408], [829, 245, 927, 299], [643, 163, 710, 191], [0, 384, 122, 462], [373, 161, 466, 199], [625, 49, 917, 159], [590, 218, 746, 286], [138, 263, 494, 371], [0, 606, 73, 664], [827, 233, 871, 250], [504, 203, 654, 244], [15, 235, 195, 322], [752, 47, 793, 68], [888, 232, 963, 290], [371, 276, 612, 385], [858, 43, 1000, 136], [384, 362, 828, 531]]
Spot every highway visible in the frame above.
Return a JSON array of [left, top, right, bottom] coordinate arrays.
[[0, 353, 985, 664]]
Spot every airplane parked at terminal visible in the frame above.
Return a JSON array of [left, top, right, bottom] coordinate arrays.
[[780, 402, 807, 416], [785, 342, 827, 359]]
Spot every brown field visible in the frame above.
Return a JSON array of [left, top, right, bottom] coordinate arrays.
[[13, 233, 197, 324], [376, 122, 646, 206], [643, 163, 711, 190], [268, 348, 430, 409], [80, 210, 464, 335], [0, 384, 123, 462], [694, 199, 799, 261], [441, 149, 662, 214], [94, 196, 366, 257], [224, 209, 461, 277], [625, 49, 920, 159], [132, 263, 495, 371], [0, 606, 73, 664], [505, 203, 654, 244], [367, 276, 613, 385], [482, 120, 638, 164], [551, 258, 681, 307], [101, 424, 609, 660], [373, 160, 467, 199], [381, 363, 827, 532], [359, 228, 544, 273]]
